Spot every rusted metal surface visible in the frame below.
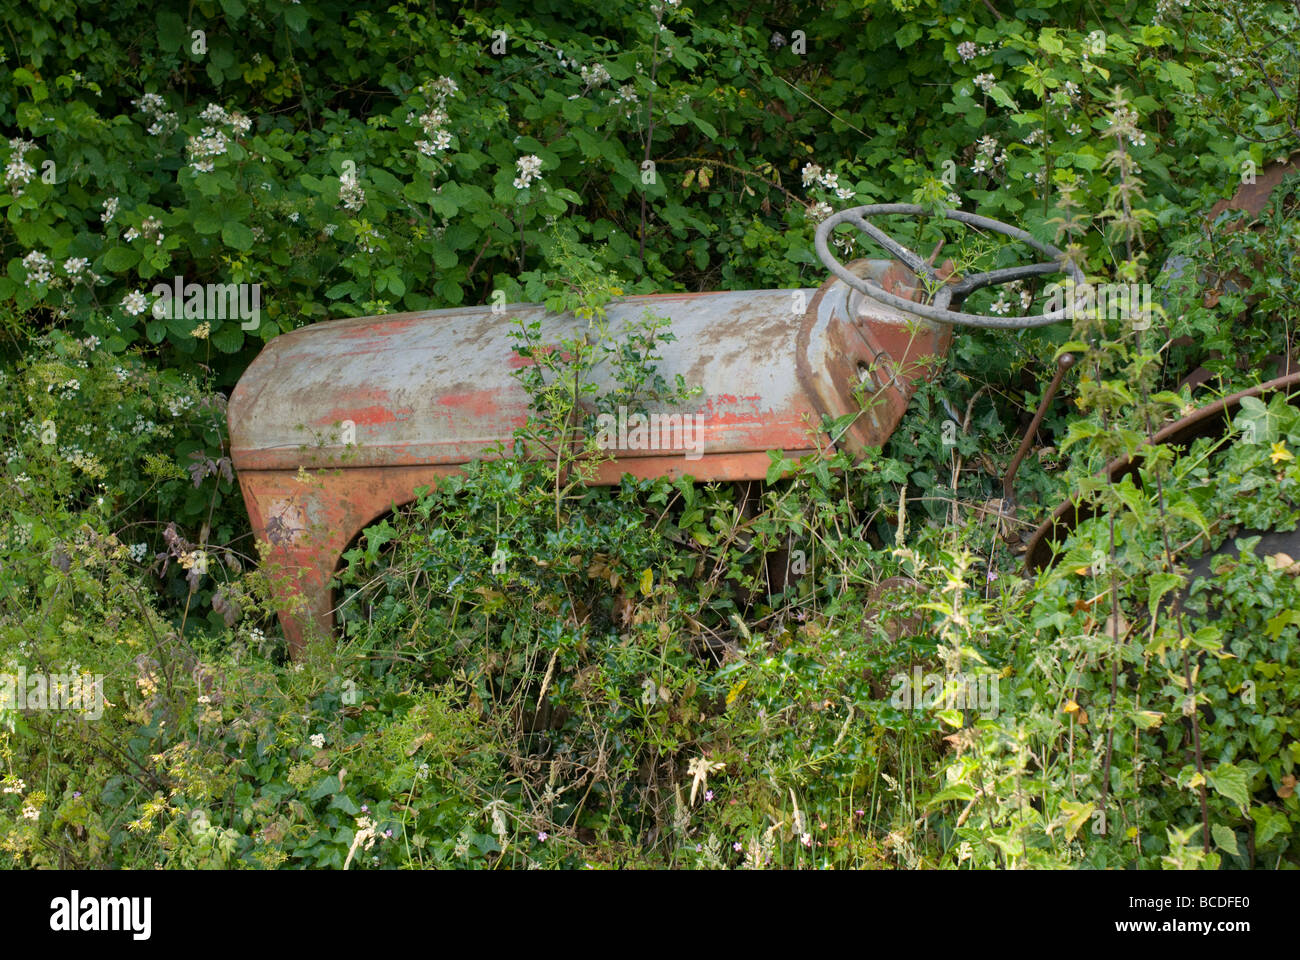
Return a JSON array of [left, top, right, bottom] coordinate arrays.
[[1023, 371, 1300, 571], [230, 269, 950, 651], [1002, 353, 1075, 502]]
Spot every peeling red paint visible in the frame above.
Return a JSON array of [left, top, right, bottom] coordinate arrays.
[[336, 316, 422, 339], [314, 404, 410, 427], [438, 389, 500, 418]]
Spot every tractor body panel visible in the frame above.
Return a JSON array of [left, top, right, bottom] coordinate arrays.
[[229, 268, 950, 651]]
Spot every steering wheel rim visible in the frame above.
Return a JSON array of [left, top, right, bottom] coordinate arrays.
[[815, 203, 1087, 330]]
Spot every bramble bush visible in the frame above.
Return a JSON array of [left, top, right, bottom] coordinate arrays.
[[1, 0, 1299, 868]]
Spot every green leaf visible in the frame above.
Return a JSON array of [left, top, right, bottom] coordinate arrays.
[[308, 775, 340, 802], [1211, 823, 1241, 858], [328, 793, 360, 815], [1058, 800, 1095, 840], [1208, 763, 1251, 812], [222, 221, 255, 252], [209, 323, 244, 354], [894, 22, 923, 48], [101, 246, 141, 272], [156, 11, 185, 52], [1250, 805, 1292, 846], [1146, 571, 1183, 619]]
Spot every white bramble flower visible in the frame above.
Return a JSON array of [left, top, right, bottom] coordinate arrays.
[[5, 139, 35, 195], [418, 107, 449, 135], [63, 257, 89, 277], [339, 169, 365, 211], [770, 32, 787, 49], [580, 63, 611, 86], [808, 201, 833, 222], [416, 130, 453, 157], [101, 197, 119, 223], [22, 251, 52, 286], [513, 153, 543, 190], [426, 76, 458, 102], [135, 93, 177, 135], [990, 292, 1010, 315], [1067, 122, 1084, 136], [134, 93, 166, 114], [610, 84, 639, 110], [972, 73, 997, 94], [956, 41, 977, 62], [187, 126, 230, 174], [121, 290, 149, 316], [200, 103, 229, 124]]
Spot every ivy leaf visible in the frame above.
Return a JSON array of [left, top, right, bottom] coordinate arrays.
[[1250, 806, 1292, 846], [309, 775, 341, 801]]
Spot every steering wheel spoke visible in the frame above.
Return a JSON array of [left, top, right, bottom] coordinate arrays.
[[948, 261, 1067, 297], [843, 211, 936, 283]]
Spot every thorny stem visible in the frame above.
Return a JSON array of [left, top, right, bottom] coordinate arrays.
[[640, 11, 661, 266], [1109, 108, 1211, 853]]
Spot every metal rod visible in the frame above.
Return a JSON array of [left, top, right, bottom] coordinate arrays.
[[1003, 353, 1075, 503]]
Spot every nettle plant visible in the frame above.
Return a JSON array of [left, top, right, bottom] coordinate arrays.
[[907, 90, 1300, 869]]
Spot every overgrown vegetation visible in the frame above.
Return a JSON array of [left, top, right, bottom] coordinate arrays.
[[1, 0, 1298, 868]]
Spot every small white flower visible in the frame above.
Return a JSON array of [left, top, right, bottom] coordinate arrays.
[[309, 733, 325, 749], [339, 168, 365, 211], [514, 154, 543, 190], [120, 290, 148, 316], [808, 201, 833, 222], [956, 41, 977, 62], [21, 251, 52, 286], [580, 63, 611, 86]]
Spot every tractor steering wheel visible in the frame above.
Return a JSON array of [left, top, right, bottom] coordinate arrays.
[[814, 203, 1087, 330]]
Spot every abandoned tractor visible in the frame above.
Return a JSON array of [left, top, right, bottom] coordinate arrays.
[[227, 200, 1298, 652]]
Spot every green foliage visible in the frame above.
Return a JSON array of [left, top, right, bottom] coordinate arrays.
[[2, 0, 1299, 869]]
